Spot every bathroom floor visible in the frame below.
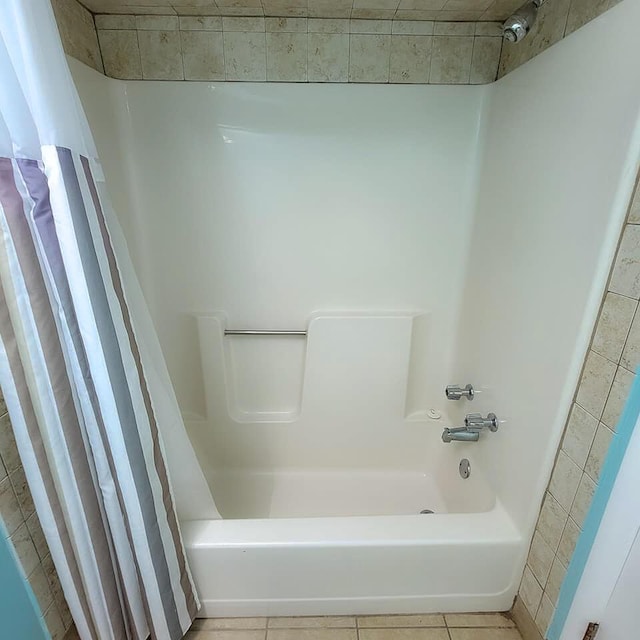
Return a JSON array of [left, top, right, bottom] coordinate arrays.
[[186, 614, 522, 640]]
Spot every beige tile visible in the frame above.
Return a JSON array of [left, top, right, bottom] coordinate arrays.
[[359, 630, 448, 640], [430, 36, 473, 83], [308, 18, 350, 32], [510, 596, 543, 640], [350, 19, 392, 33], [57, 597, 73, 630], [181, 31, 225, 80], [353, 0, 399, 8], [398, 0, 447, 10], [26, 511, 49, 561], [437, 10, 485, 19], [10, 523, 40, 577], [527, 530, 555, 585], [266, 17, 308, 31], [349, 34, 391, 82], [308, 33, 349, 81], [44, 602, 66, 640], [548, 450, 582, 512], [263, 4, 309, 18], [358, 615, 445, 628], [474, 22, 503, 36], [434, 21, 475, 35], [224, 31, 267, 80], [138, 30, 183, 80], [534, 593, 555, 636], [629, 182, 640, 223], [585, 423, 614, 482], [0, 412, 21, 474], [602, 366, 635, 430], [193, 619, 267, 630], [266, 32, 307, 80], [189, 631, 265, 640], [0, 456, 6, 482], [269, 617, 355, 628], [0, 388, 6, 415], [10, 466, 35, 520], [392, 20, 434, 34], [309, 1, 353, 19], [470, 36, 501, 84], [395, 10, 442, 20], [561, 403, 598, 468], [351, 8, 397, 18], [29, 564, 54, 616], [268, 630, 357, 640], [51, 0, 103, 73], [570, 472, 596, 528], [536, 491, 568, 550], [545, 556, 567, 603], [180, 16, 223, 30], [175, 5, 222, 16], [0, 476, 23, 535], [575, 350, 616, 420], [610, 224, 640, 299], [444, 613, 514, 627], [223, 17, 266, 31], [95, 15, 135, 30], [42, 554, 65, 608], [390, 35, 432, 83], [448, 629, 521, 640], [565, 0, 611, 35], [592, 292, 637, 362], [520, 565, 543, 618], [136, 15, 179, 30], [621, 308, 640, 371], [98, 30, 142, 79], [557, 517, 580, 567]]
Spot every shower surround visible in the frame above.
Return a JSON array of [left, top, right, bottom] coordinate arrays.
[[67, 0, 640, 625]]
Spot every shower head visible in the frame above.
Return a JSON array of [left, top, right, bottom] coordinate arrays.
[[502, 0, 545, 43]]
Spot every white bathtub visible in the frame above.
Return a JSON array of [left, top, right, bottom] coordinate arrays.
[[182, 461, 522, 617]]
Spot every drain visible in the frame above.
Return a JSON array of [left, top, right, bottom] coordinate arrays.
[[419, 509, 435, 514]]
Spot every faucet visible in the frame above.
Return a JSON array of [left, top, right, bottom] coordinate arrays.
[[442, 413, 499, 443]]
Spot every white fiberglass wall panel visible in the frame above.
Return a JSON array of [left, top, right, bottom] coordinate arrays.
[[452, 0, 640, 536]]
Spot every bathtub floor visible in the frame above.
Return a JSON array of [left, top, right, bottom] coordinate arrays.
[[186, 614, 522, 640]]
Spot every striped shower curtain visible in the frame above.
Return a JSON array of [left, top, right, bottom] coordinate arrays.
[[0, 2, 204, 638]]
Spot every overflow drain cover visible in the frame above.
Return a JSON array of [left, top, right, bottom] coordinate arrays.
[[459, 458, 471, 479]]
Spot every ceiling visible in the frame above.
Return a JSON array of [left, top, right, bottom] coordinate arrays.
[[78, 0, 523, 22]]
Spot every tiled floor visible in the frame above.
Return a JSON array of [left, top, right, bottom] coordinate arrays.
[[186, 614, 522, 640]]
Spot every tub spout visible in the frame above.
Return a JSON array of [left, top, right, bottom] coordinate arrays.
[[442, 428, 480, 443]]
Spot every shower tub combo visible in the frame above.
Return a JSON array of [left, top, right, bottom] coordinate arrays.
[[70, 2, 640, 617]]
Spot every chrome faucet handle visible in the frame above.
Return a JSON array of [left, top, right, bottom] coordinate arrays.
[[464, 412, 499, 432], [445, 384, 474, 400]]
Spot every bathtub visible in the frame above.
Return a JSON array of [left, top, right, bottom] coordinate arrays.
[[182, 460, 522, 617]]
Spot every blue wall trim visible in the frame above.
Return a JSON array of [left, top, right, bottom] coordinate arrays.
[[547, 368, 640, 640], [0, 520, 49, 640]]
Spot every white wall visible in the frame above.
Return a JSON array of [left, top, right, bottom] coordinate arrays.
[[71, 69, 488, 475], [452, 0, 640, 536]]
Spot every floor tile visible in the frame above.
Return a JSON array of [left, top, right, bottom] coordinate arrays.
[[193, 619, 268, 630], [359, 629, 449, 640], [448, 629, 522, 640], [267, 629, 357, 640], [269, 617, 356, 628], [445, 613, 514, 627], [187, 630, 266, 640], [357, 615, 445, 628]]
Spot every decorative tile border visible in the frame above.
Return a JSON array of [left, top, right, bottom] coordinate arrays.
[[94, 14, 503, 83]]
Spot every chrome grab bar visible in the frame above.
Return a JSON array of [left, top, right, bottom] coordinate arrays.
[[224, 330, 307, 336]]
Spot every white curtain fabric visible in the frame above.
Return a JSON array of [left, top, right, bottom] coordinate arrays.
[[0, 1, 218, 638]]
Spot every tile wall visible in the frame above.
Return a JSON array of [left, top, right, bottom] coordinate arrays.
[[0, 388, 74, 640], [51, 0, 103, 73], [95, 15, 503, 83], [498, 0, 622, 77], [513, 175, 640, 639]]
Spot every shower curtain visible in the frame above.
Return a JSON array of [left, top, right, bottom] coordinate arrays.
[[0, 2, 209, 638]]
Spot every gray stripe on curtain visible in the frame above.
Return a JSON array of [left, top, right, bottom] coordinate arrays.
[[56, 147, 184, 639], [0, 157, 121, 636], [80, 155, 198, 620], [16, 157, 137, 638]]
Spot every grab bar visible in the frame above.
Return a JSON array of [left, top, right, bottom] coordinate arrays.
[[224, 330, 307, 336]]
